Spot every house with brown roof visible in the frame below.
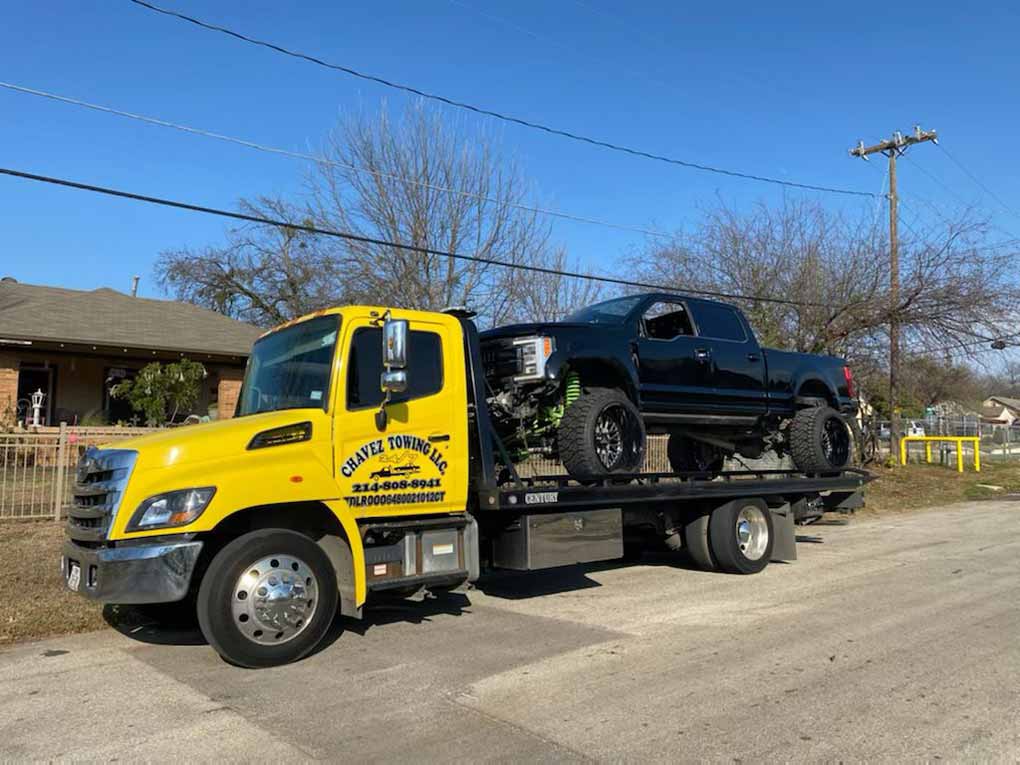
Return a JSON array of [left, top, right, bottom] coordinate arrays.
[[0, 277, 261, 426], [980, 396, 1020, 427]]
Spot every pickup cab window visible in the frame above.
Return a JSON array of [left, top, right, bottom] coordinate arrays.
[[642, 301, 694, 340], [347, 327, 443, 409], [692, 303, 747, 342], [237, 315, 340, 416]]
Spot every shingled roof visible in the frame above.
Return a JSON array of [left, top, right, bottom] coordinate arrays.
[[0, 279, 261, 357]]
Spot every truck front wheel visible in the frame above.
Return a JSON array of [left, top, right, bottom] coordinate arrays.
[[558, 387, 646, 479], [197, 529, 339, 668]]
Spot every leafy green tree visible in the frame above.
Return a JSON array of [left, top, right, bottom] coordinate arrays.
[[111, 360, 206, 426]]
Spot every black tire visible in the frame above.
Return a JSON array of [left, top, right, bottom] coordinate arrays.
[[558, 387, 646, 479], [667, 434, 725, 475], [197, 529, 339, 668], [708, 498, 773, 574], [682, 513, 716, 571], [789, 405, 852, 474]]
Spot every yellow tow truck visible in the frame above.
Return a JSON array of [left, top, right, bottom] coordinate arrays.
[[62, 306, 870, 667]]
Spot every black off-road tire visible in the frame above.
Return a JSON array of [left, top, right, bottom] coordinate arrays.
[[197, 529, 339, 669], [708, 498, 773, 575], [789, 405, 852, 474], [558, 387, 646, 479], [667, 434, 726, 475]]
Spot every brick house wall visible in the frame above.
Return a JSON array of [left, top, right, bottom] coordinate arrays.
[[0, 353, 18, 425], [217, 368, 245, 420]]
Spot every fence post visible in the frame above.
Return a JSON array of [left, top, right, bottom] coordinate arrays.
[[54, 421, 67, 521]]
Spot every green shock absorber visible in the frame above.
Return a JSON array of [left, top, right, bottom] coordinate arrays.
[[563, 371, 581, 409]]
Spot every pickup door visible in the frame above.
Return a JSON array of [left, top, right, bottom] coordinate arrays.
[[634, 298, 768, 419]]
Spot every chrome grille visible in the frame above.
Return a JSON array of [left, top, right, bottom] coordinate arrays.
[[67, 447, 138, 543]]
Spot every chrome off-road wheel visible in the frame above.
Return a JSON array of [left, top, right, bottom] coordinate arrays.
[[198, 529, 338, 668], [558, 387, 646, 479]]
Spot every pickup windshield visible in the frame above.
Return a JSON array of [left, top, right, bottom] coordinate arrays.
[[564, 295, 644, 324], [237, 315, 340, 416]]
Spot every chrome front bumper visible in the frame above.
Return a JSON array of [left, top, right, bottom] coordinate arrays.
[[61, 539, 203, 604]]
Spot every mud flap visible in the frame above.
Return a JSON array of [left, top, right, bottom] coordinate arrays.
[[769, 504, 797, 562]]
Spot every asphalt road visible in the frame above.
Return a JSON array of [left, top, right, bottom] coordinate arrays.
[[2, 501, 1018, 762]]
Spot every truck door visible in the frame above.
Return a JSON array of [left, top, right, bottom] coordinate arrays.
[[686, 300, 767, 416], [633, 299, 713, 414], [334, 312, 468, 519]]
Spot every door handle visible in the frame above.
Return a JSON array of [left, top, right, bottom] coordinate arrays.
[[428, 433, 450, 443], [747, 353, 760, 362], [694, 348, 711, 362]]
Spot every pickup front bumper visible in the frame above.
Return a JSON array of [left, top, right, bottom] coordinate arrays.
[[61, 539, 203, 604]]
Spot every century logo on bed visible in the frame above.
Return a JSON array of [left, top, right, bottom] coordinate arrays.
[[341, 434, 447, 508]]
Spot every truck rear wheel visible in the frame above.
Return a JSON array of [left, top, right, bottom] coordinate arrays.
[[558, 387, 646, 479], [789, 405, 852, 474], [682, 513, 716, 571], [708, 498, 773, 574], [197, 529, 339, 668]]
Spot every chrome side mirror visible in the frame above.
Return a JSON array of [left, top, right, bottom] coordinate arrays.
[[380, 369, 407, 394], [382, 318, 408, 369]]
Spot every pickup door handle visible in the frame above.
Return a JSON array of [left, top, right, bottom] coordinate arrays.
[[428, 433, 450, 443], [747, 353, 760, 362], [694, 348, 711, 362]]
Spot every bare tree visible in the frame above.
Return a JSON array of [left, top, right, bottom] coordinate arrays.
[[156, 198, 349, 326], [157, 103, 568, 328]]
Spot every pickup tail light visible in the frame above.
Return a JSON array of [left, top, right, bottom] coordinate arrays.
[[843, 365, 856, 398]]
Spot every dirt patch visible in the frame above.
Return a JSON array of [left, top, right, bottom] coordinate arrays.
[[0, 521, 106, 645], [861, 459, 1020, 516]]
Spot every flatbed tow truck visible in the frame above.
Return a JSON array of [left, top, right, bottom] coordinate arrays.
[[62, 306, 871, 667]]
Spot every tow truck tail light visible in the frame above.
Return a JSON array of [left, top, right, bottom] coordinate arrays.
[[843, 365, 856, 398]]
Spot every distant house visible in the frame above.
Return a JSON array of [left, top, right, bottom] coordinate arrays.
[[0, 277, 261, 426], [980, 396, 1020, 427]]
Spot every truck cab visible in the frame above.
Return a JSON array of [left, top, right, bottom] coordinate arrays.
[[64, 306, 477, 667]]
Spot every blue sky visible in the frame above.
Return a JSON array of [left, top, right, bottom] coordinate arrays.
[[2, 0, 1018, 303]]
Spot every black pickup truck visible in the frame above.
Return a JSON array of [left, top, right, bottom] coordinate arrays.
[[481, 292, 857, 478]]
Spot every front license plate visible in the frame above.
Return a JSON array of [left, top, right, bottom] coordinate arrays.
[[66, 561, 81, 591]]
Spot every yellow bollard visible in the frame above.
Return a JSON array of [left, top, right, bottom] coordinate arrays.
[[956, 441, 964, 473], [973, 438, 981, 472], [900, 438, 908, 466], [925, 442, 932, 463]]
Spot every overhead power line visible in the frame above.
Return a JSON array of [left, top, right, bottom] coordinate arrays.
[[0, 81, 674, 241], [126, 0, 879, 199], [0, 166, 826, 308], [936, 143, 1020, 222]]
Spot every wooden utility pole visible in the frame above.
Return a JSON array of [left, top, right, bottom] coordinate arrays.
[[849, 126, 938, 458]]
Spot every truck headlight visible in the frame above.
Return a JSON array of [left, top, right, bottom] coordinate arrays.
[[513, 336, 555, 382], [127, 487, 216, 531]]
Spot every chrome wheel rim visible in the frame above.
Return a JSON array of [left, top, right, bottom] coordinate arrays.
[[735, 505, 769, 561], [232, 554, 318, 646], [594, 404, 625, 469]]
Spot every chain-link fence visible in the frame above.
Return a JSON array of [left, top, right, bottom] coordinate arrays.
[[0, 425, 155, 521]]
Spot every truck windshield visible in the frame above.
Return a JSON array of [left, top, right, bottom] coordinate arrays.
[[237, 315, 340, 416], [564, 295, 644, 324]]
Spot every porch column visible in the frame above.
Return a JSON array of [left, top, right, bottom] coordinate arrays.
[[0, 353, 18, 426], [216, 368, 244, 420]]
